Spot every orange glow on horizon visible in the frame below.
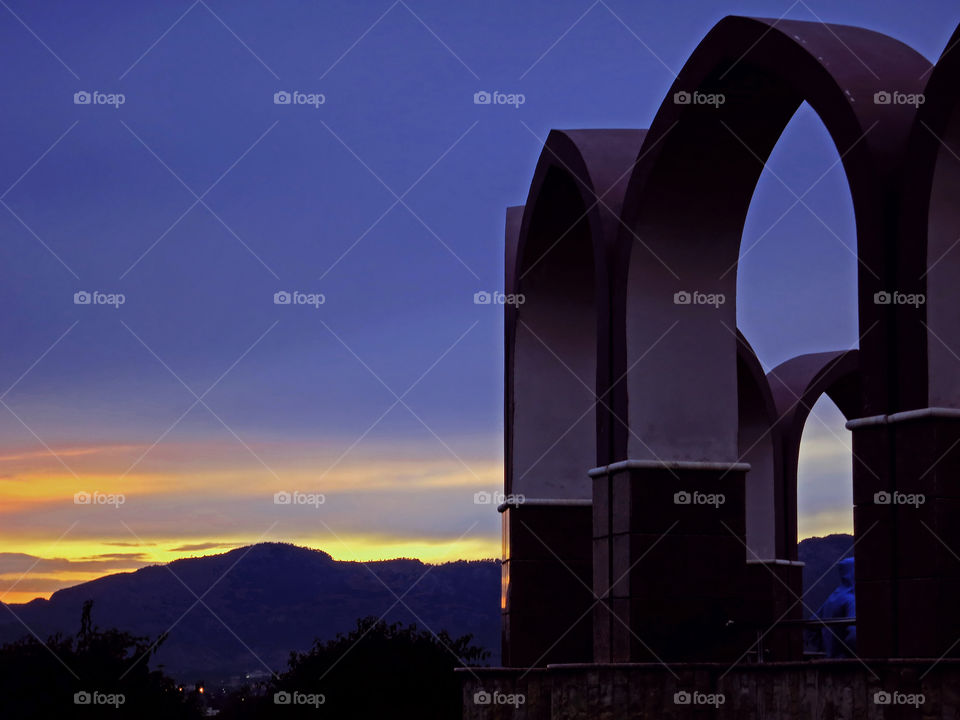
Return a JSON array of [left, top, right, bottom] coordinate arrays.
[[0, 438, 500, 604], [0, 533, 500, 605]]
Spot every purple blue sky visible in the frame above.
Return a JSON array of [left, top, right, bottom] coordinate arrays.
[[0, 0, 956, 602]]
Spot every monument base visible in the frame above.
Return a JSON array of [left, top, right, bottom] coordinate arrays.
[[459, 660, 952, 719]]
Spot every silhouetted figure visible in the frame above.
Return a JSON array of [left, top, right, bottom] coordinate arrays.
[[816, 557, 856, 657], [79, 599, 94, 640]]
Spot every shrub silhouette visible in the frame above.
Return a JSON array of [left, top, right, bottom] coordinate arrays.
[[0, 600, 202, 719], [218, 616, 489, 719]]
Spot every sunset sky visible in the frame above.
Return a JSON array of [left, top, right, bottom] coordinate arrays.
[[0, 0, 956, 604]]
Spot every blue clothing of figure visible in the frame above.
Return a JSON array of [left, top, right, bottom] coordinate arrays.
[[816, 557, 856, 657]]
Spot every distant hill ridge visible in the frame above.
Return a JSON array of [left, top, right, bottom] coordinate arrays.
[[0, 542, 501, 680], [798, 533, 854, 618]]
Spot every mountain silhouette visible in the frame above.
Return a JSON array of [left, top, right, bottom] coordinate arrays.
[[0, 543, 500, 681], [798, 533, 854, 617]]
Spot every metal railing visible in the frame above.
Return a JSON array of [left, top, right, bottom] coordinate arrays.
[[750, 617, 856, 662]]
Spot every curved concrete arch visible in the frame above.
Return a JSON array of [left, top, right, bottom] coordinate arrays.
[[503, 131, 646, 667], [508, 129, 646, 499], [609, 16, 930, 465], [867, 23, 960, 659], [896, 22, 960, 412], [767, 350, 862, 560]]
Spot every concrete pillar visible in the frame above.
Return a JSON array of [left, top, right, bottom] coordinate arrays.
[[590, 460, 754, 662], [500, 500, 593, 667], [849, 409, 960, 658]]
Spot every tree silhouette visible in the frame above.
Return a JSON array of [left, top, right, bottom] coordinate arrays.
[[218, 616, 489, 719], [0, 601, 202, 719]]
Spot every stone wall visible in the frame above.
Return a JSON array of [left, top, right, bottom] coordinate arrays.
[[460, 660, 960, 719]]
